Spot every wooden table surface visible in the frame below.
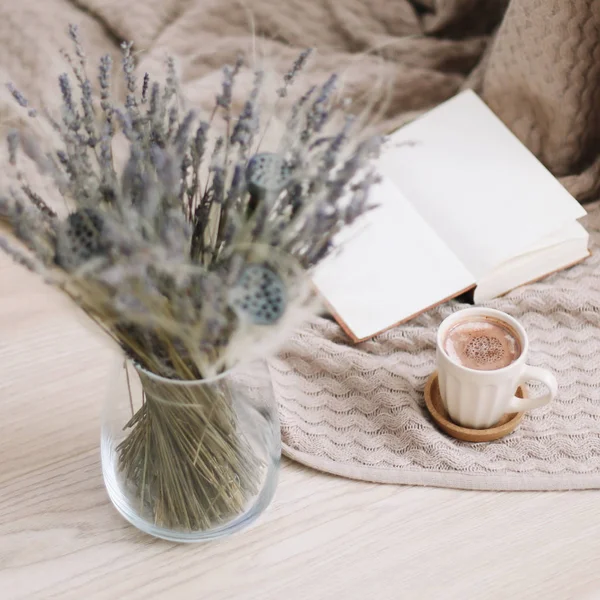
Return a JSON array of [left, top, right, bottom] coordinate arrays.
[[3, 254, 600, 600]]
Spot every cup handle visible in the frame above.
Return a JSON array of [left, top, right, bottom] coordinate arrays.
[[507, 365, 558, 412]]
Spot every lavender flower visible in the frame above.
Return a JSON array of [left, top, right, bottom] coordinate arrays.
[[148, 82, 161, 130], [193, 121, 209, 160], [58, 73, 79, 131], [278, 48, 313, 97], [6, 83, 29, 108], [165, 57, 177, 97], [0, 24, 383, 378], [99, 55, 112, 98], [174, 110, 196, 155], [302, 74, 337, 142], [7, 130, 18, 166], [216, 55, 243, 115], [68, 24, 86, 66], [209, 137, 225, 207], [141, 73, 150, 104], [167, 105, 178, 140], [121, 41, 136, 96], [216, 65, 234, 111], [230, 70, 263, 150], [21, 184, 57, 220], [99, 54, 114, 134]]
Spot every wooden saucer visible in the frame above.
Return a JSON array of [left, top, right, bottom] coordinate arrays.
[[424, 372, 525, 442]]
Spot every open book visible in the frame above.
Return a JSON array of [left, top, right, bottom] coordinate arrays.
[[313, 90, 589, 342]]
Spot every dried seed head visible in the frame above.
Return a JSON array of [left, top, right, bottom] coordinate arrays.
[[55, 208, 107, 270], [228, 264, 287, 325], [246, 153, 291, 200]]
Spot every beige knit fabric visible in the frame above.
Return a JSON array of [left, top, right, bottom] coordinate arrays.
[[1, 0, 599, 489]]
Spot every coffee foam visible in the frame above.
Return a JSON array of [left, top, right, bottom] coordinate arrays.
[[443, 317, 521, 371], [465, 335, 504, 365]]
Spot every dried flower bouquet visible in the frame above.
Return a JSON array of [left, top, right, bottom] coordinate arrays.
[[0, 26, 382, 536]]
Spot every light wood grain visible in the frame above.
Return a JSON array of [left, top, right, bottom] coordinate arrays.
[[2, 253, 600, 600]]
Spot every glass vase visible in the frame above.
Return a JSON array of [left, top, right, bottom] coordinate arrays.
[[101, 359, 280, 542]]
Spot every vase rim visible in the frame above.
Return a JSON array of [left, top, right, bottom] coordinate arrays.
[[132, 361, 242, 386]]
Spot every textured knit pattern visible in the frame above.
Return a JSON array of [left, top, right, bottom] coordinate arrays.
[[0, 0, 599, 489], [481, 0, 600, 201]]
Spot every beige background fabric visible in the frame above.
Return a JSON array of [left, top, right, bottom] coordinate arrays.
[[0, 0, 599, 490], [2, 0, 598, 199]]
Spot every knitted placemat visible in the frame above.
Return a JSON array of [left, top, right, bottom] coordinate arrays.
[[271, 205, 600, 491]]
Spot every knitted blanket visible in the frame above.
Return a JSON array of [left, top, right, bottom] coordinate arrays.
[[275, 201, 600, 490], [1, 0, 599, 489]]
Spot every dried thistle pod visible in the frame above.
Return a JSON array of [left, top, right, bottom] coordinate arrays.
[[228, 264, 287, 325], [245, 152, 292, 204], [55, 208, 107, 270]]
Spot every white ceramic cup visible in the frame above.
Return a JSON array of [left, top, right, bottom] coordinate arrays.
[[436, 307, 558, 429]]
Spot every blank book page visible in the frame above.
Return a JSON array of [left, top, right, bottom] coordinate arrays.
[[379, 90, 586, 280], [312, 176, 474, 341]]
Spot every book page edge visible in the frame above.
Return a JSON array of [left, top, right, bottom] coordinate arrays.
[[475, 250, 592, 303], [318, 284, 477, 344]]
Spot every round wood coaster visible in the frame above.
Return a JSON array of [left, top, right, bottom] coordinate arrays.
[[424, 372, 525, 443]]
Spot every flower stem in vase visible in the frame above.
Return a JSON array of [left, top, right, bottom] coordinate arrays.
[[116, 369, 264, 532]]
